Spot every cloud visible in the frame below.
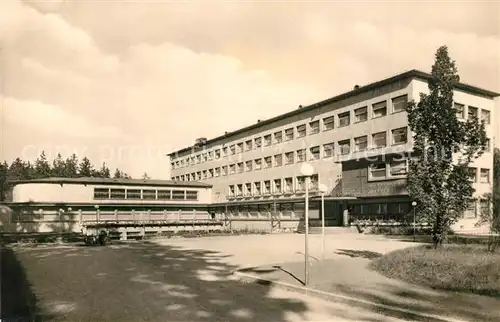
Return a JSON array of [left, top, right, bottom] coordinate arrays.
[[2, 0, 499, 179], [2, 96, 125, 139]]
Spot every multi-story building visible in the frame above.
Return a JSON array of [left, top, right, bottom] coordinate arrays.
[[168, 69, 499, 230]]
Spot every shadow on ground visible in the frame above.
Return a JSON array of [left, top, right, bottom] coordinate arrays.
[[335, 249, 382, 259], [1, 241, 309, 322]]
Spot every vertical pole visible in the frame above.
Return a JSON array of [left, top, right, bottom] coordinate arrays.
[[304, 176, 310, 287], [413, 206, 416, 242], [321, 193, 325, 260]]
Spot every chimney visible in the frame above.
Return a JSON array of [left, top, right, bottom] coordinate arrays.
[[257, 119, 261, 123], [354, 85, 360, 90]]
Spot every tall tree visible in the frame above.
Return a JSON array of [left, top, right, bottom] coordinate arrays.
[[0, 161, 8, 201], [98, 162, 111, 178], [64, 154, 79, 177], [8, 158, 25, 180], [113, 168, 122, 179], [21, 161, 35, 179], [34, 151, 52, 178], [52, 153, 66, 177], [407, 45, 487, 248], [78, 156, 93, 177], [142, 172, 150, 180]]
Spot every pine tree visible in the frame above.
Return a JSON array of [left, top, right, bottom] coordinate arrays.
[[407, 45, 487, 248], [64, 154, 79, 177], [34, 151, 52, 178], [78, 157, 93, 177], [52, 153, 66, 177], [113, 168, 122, 179], [99, 162, 111, 178]]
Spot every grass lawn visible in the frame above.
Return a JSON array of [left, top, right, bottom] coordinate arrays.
[[371, 244, 500, 297]]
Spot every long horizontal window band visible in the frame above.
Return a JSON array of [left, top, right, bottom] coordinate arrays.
[[93, 187, 198, 201], [8, 203, 211, 211]]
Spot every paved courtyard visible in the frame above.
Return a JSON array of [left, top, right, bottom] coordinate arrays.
[[1, 233, 441, 322]]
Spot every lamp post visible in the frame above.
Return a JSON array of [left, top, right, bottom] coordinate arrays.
[[411, 201, 417, 242], [318, 184, 328, 260], [300, 163, 314, 287]]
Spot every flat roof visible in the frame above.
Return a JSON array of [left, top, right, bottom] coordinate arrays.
[[167, 69, 499, 157], [9, 177, 212, 188]]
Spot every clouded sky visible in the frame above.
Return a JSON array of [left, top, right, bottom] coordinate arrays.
[[1, 0, 499, 178]]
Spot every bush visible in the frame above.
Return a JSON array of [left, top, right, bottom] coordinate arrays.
[[371, 244, 500, 297]]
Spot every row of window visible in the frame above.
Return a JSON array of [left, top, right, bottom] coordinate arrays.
[[454, 102, 491, 123], [228, 175, 320, 198], [93, 188, 199, 201], [468, 167, 491, 183], [171, 94, 411, 169], [171, 127, 410, 181]]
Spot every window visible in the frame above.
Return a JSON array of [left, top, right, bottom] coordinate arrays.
[[454, 103, 465, 119], [468, 106, 478, 120], [309, 120, 320, 134], [208, 151, 213, 160], [158, 190, 172, 200], [483, 138, 491, 152], [389, 159, 408, 177], [296, 149, 306, 162], [392, 95, 408, 113], [323, 143, 334, 158], [273, 179, 282, 194], [196, 171, 201, 180], [202, 170, 207, 179], [126, 189, 141, 199], [229, 185, 235, 196], [254, 158, 262, 170], [237, 162, 244, 173], [274, 131, 283, 144], [214, 167, 221, 177], [229, 164, 236, 175], [196, 155, 201, 163], [296, 176, 306, 191], [369, 163, 386, 179], [186, 191, 198, 200], [245, 160, 253, 172], [372, 132, 387, 149], [236, 184, 243, 196], [94, 188, 109, 199], [468, 167, 477, 182], [310, 174, 319, 190], [354, 136, 367, 152], [215, 149, 221, 159], [254, 137, 262, 148], [310, 146, 320, 160], [285, 152, 294, 164], [229, 145, 236, 155], [480, 168, 490, 183], [480, 199, 490, 214], [467, 199, 476, 213], [339, 140, 350, 155], [323, 116, 334, 131], [263, 180, 271, 194], [338, 111, 350, 127], [354, 107, 367, 123], [372, 101, 387, 118], [274, 154, 283, 166], [481, 110, 491, 124], [245, 140, 253, 151], [110, 189, 125, 199], [392, 127, 407, 145], [222, 166, 228, 176], [297, 124, 306, 138], [285, 128, 294, 141], [264, 156, 273, 168], [254, 182, 261, 195], [264, 134, 272, 146], [171, 162, 175, 169], [202, 153, 207, 162], [284, 177, 293, 193], [143, 189, 156, 200], [244, 183, 252, 196]]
